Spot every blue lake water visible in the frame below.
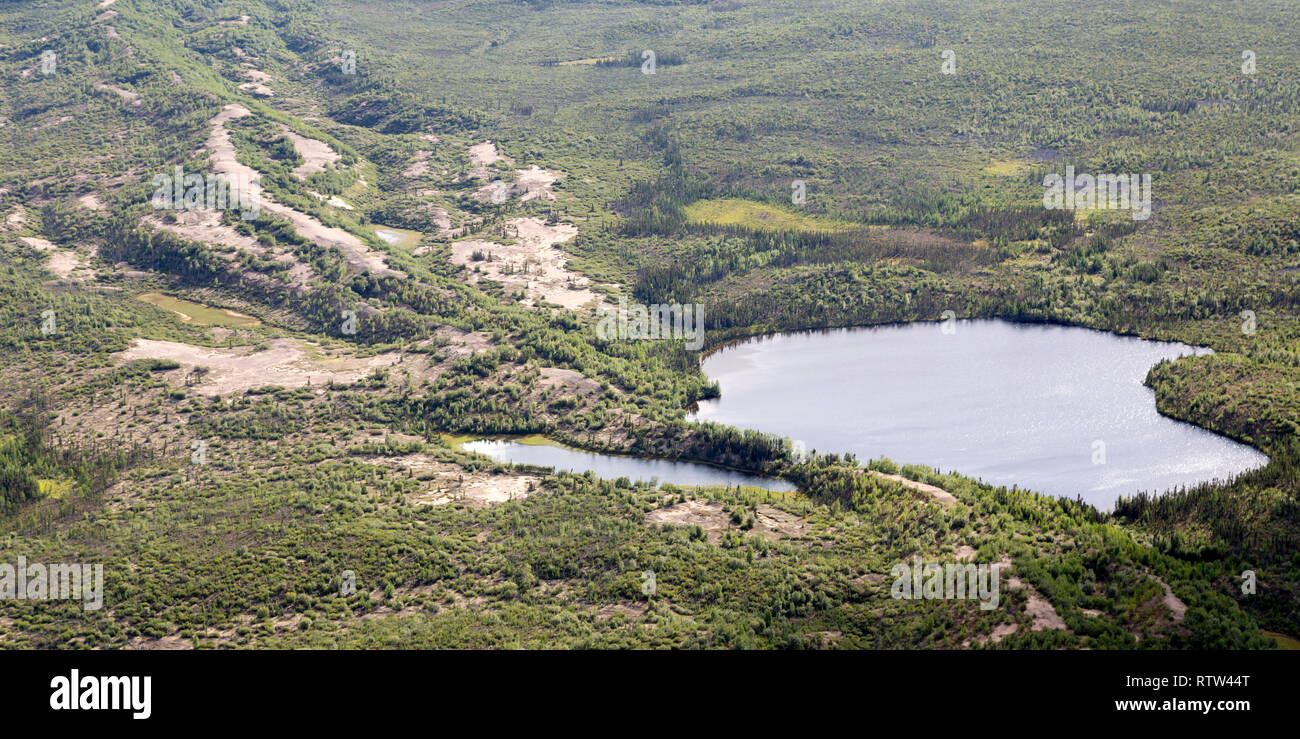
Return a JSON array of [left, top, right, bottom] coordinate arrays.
[[693, 320, 1268, 508]]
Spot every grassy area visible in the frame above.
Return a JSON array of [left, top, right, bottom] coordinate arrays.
[[135, 293, 262, 328], [683, 198, 857, 233]]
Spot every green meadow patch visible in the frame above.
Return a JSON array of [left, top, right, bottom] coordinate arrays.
[[684, 198, 857, 234], [135, 293, 262, 328]]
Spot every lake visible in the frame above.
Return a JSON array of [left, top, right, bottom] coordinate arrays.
[[693, 320, 1268, 508], [459, 438, 795, 492]]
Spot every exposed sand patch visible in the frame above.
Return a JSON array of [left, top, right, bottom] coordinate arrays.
[[1153, 576, 1187, 624], [425, 327, 495, 359], [205, 105, 398, 277], [281, 126, 340, 178], [372, 453, 539, 507], [646, 499, 731, 543], [986, 622, 1020, 644], [595, 602, 649, 620], [468, 141, 512, 169], [515, 165, 562, 202], [875, 471, 957, 507], [538, 366, 601, 397], [36, 115, 73, 129], [751, 504, 808, 540], [19, 236, 55, 251], [78, 193, 105, 211], [20, 236, 93, 280], [403, 150, 431, 178], [1002, 564, 1068, 632], [115, 338, 407, 396], [238, 82, 273, 97], [954, 545, 977, 561], [450, 217, 594, 309], [470, 166, 565, 203], [126, 634, 191, 650], [97, 0, 118, 8], [405, 206, 455, 245], [95, 81, 141, 105], [429, 473, 536, 506], [95, 10, 118, 23], [145, 208, 260, 251], [143, 209, 316, 286], [644, 499, 807, 543]]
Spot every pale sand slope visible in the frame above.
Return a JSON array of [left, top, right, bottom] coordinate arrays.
[[116, 338, 404, 396], [281, 125, 340, 178], [20, 236, 94, 280], [143, 209, 317, 286], [449, 217, 595, 310], [205, 105, 399, 277]]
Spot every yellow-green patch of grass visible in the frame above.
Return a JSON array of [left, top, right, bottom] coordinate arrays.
[[684, 198, 855, 233], [37, 479, 75, 499], [136, 293, 261, 328], [982, 159, 1031, 177], [1264, 630, 1300, 650]]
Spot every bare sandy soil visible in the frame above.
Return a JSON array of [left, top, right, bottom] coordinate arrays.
[[514, 165, 562, 201], [20, 236, 94, 280], [646, 499, 732, 543], [146, 209, 262, 252], [115, 338, 410, 396], [238, 82, 273, 97], [281, 126, 340, 178], [1002, 563, 1068, 632], [425, 327, 495, 359], [144, 209, 317, 286], [95, 81, 141, 105], [78, 193, 105, 211], [205, 105, 399, 277], [471, 166, 563, 204], [366, 453, 540, 507], [644, 499, 804, 543], [1152, 576, 1187, 625], [449, 217, 595, 309], [402, 150, 431, 177], [875, 471, 957, 506], [468, 141, 512, 170], [595, 602, 649, 620], [751, 504, 809, 540], [538, 366, 601, 396]]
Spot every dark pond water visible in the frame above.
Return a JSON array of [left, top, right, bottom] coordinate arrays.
[[693, 320, 1268, 508]]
